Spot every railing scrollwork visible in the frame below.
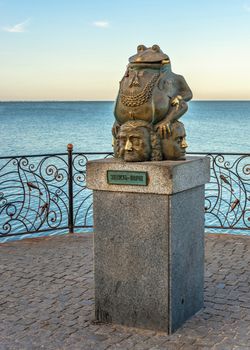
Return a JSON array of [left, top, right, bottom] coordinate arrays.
[[0, 148, 249, 239]]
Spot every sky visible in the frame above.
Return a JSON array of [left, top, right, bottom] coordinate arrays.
[[0, 0, 250, 101]]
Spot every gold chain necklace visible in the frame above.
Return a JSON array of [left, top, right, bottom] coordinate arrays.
[[120, 73, 160, 107]]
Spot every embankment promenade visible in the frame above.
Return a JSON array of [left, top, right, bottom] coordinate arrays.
[[1, 233, 250, 349]]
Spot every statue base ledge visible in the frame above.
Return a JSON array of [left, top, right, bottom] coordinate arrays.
[[86, 156, 210, 195]]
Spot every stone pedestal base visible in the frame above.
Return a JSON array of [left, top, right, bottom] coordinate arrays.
[[87, 157, 210, 333]]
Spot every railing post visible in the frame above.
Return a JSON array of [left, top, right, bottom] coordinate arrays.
[[67, 144, 74, 233]]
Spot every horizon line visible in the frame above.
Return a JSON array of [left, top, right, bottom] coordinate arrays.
[[1, 99, 250, 103]]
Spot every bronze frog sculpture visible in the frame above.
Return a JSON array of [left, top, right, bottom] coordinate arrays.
[[112, 44, 192, 161]]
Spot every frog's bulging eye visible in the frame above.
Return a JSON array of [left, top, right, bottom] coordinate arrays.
[[152, 44, 160, 52], [137, 45, 147, 53]]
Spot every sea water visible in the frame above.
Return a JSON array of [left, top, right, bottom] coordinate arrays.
[[0, 101, 249, 156], [0, 101, 249, 242]]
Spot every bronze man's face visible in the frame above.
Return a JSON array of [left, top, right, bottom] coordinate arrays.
[[117, 126, 151, 162], [162, 123, 188, 160]]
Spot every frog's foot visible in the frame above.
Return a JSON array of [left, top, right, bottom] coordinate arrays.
[[171, 95, 183, 107]]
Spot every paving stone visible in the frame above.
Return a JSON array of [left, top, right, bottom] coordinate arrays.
[[1, 232, 250, 349]]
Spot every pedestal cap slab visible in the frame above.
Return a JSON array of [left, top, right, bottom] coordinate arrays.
[[86, 156, 210, 195]]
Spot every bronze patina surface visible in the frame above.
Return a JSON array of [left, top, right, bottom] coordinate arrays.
[[161, 121, 188, 160], [114, 120, 162, 162], [112, 44, 192, 161]]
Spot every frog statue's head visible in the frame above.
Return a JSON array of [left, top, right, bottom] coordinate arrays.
[[129, 44, 171, 67]]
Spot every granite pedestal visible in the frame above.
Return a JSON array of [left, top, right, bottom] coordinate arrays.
[[86, 157, 210, 333]]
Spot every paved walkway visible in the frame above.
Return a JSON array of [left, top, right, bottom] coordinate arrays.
[[1, 233, 250, 350]]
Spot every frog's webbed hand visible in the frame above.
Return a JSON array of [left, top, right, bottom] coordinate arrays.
[[166, 96, 188, 123], [155, 96, 187, 138], [155, 122, 171, 139], [171, 95, 182, 108]]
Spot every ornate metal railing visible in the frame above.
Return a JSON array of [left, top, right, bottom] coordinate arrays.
[[0, 147, 249, 240], [189, 152, 250, 232]]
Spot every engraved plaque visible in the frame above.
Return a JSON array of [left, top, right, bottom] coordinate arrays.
[[107, 170, 148, 186]]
